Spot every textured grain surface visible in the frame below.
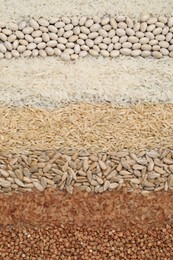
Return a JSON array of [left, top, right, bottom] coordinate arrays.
[[1, 103, 173, 153]]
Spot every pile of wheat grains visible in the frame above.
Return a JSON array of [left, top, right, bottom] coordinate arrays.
[[1, 0, 173, 257]]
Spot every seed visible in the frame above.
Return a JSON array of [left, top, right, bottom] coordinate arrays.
[[110, 50, 120, 57], [120, 48, 131, 55], [29, 19, 39, 30], [33, 181, 44, 191], [0, 44, 6, 53], [103, 180, 110, 191], [38, 18, 49, 27]]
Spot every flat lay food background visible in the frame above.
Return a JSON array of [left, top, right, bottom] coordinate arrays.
[[0, 0, 173, 259]]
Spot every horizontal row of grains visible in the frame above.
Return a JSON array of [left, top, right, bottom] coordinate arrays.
[[1, 224, 173, 259], [0, 15, 173, 60], [0, 148, 173, 194], [1, 103, 173, 153]]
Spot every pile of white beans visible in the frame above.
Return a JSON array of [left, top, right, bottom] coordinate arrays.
[[0, 15, 173, 60]]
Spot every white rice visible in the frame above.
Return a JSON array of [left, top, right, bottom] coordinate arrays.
[[0, 56, 173, 108], [0, 0, 173, 23]]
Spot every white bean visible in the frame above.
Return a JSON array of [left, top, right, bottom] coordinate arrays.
[[64, 24, 73, 31], [168, 17, 173, 27], [147, 24, 155, 32], [160, 48, 169, 55], [79, 33, 87, 40], [47, 40, 57, 47], [158, 16, 167, 24], [152, 45, 160, 51], [168, 45, 173, 51], [140, 14, 150, 22], [126, 28, 135, 36], [39, 49, 47, 57], [162, 26, 169, 36], [122, 42, 132, 48], [32, 30, 42, 38], [73, 26, 80, 35], [81, 45, 89, 51], [128, 36, 139, 43], [55, 22, 65, 28], [19, 39, 28, 45], [152, 51, 162, 58], [4, 41, 12, 50], [126, 17, 133, 28], [8, 34, 16, 42], [71, 54, 78, 60], [23, 50, 32, 57], [90, 23, 100, 32], [93, 16, 101, 24], [42, 33, 50, 42], [132, 43, 141, 49], [116, 15, 126, 22], [72, 17, 79, 26], [69, 35, 78, 42], [166, 32, 172, 42], [11, 49, 20, 58], [133, 22, 140, 32], [18, 21, 26, 30], [145, 32, 154, 40], [114, 42, 121, 50], [48, 25, 58, 33], [8, 22, 18, 31], [62, 17, 71, 24], [32, 49, 39, 57], [25, 34, 33, 42], [5, 51, 12, 59], [99, 43, 107, 50], [120, 48, 131, 55], [131, 49, 141, 56], [89, 49, 99, 56], [155, 34, 165, 41], [0, 33, 7, 41], [103, 37, 111, 44], [153, 27, 162, 35], [38, 18, 49, 27], [85, 19, 94, 28], [135, 31, 144, 38], [141, 50, 151, 57], [61, 52, 70, 61], [79, 50, 88, 57], [118, 22, 127, 29], [29, 19, 39, 30], [149, 40, 158, 45], [54, 48, 61, 56], [140, 22, 147, 32], [169, 51, 173, 57], [139, 37, 149, 44], [80, 26, 90, 34], [110, 50, 120, 57], [49, 32, 58, 40], [94, 36, 103, 44], [107, 43, 114, 52], [58, 37, 67, 44], [76, 39, 84, 45], [99, 29, 108, 37], [101, 17, 110, 25], [0, 44, 6, 53], [23, 27, 33, 34], [100, 49, 109, 57], [27, 42, 36, 50], [88, 32, 98, 39], [86, 39, 94, 48], [2, 29, 12, 35], [45, 47, 54, 55], [159, 41, 169, 48], [155, 22, 164, 28], [64, 48, 74, 55], [141, 44, 151, 51], [147, 17, 157, 24], [39, 26, 48, 32], [110, 18, 117, 29], [116, 28, 125, 37], [12, 40, 19, 49], [49, 17, 59, 24], [63, 30, 73, 38], [108, 29, 115, 38], [119, 36, 128, 43], [79, 17, 87, 26], [37, 42, 46, 49], [74, 44, 80, 54]]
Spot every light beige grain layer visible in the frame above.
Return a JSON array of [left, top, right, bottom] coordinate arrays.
[[0, 103, 173, 153]]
